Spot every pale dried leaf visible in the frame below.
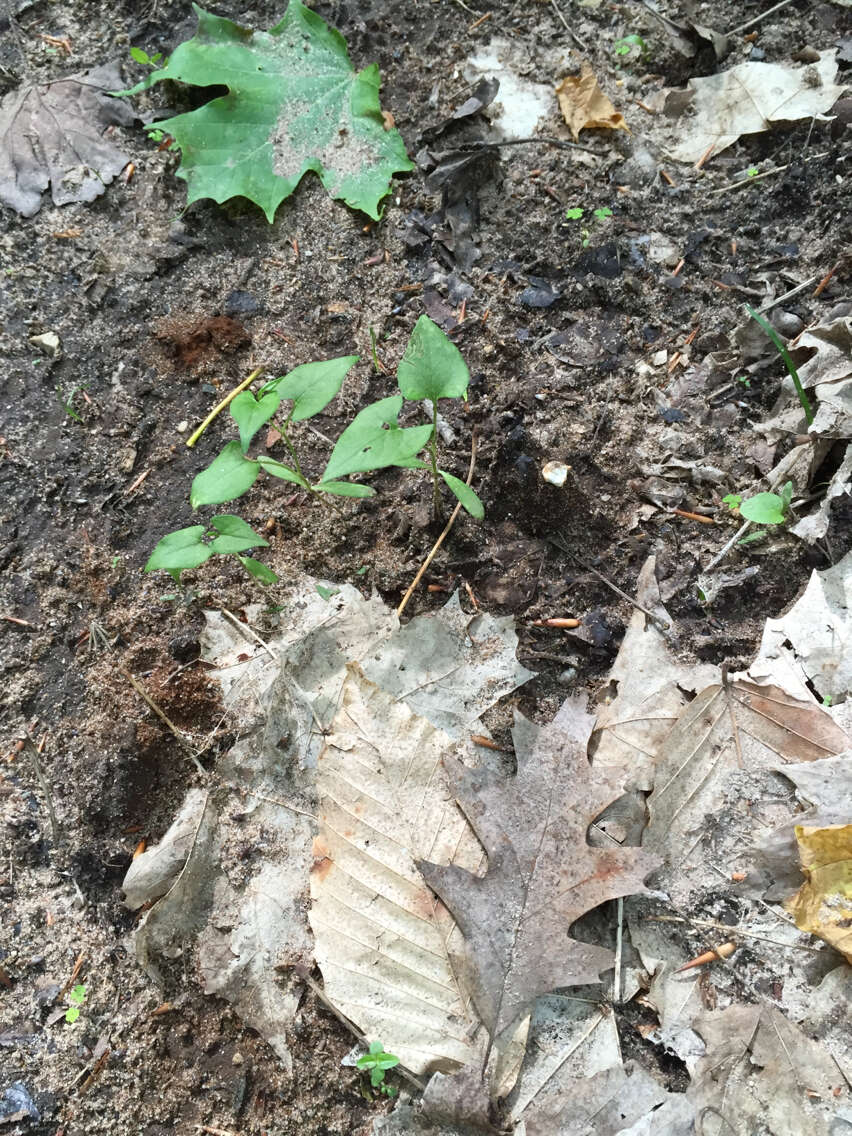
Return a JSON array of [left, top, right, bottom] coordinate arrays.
[[755, 551, 852, 702], [786, 823, 852, 961], [645, 679, 850, 905], [790, 443, 852, 543], [0, 64, 133, 216], [687, 1004, 844, 1136], [309, 664, 486, 1075], [555, 63, 629, 141], [792, 315, 852, 439], [122, 788, 209, 909], [420, 703, 661, 1044], [664, 53, 844, 164], [133, 790, 219, 986]]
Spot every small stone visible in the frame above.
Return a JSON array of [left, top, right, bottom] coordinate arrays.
[[541, 461, 570, 487], [232, 1052, 244, 1066], [558, 666, 578, 686], [651, 348, 668, 366], [29, 332, 61, 357], [771, 310, 804, 338], [224, 290, 261, 317], [176, 420, 189, 433]]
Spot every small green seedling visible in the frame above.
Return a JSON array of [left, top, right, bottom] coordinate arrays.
[[57, 383, 87, 423], [746, 166, 759, 178], [357, 1040, 399, 1098], [564, 205, 613, 247], [129, 46, 166, 68], [65, 984, 87, 1024], [746, 304, 814, 426], [736, 375, 751, 389], [613, 33, 648, 60], [723, 480, 793, 542], [147, 327, 483, 586], [315, 584, 340, 601], [397, 315, 484, 520]]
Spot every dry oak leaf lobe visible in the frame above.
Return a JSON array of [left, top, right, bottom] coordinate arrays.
[[420, 702, 661, 1043]]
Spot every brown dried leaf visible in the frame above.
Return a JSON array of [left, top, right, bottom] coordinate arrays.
[[419, 701, 661, 1044], [555, 63, 629, 141]]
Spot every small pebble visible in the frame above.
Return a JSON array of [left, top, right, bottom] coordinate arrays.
[[771, 310, 804, 338], [176, 420, 189, 433], [29, 332, 61, 357], [232, 1052, 244, 1066], [541, 461, 570, 487]]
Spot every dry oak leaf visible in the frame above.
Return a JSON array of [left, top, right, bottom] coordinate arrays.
[[555, 62, 629, 141], [419, 701, 661, 1045], [786, 823, 852, 962]]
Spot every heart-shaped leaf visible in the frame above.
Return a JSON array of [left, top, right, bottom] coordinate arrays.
[[322, 396, 432, 481], [397, 315, 470, 402], [237, 555, 279, 584], [262, 356, 358, 421], [231, 390, 282, 452], [740, 492, 785, 525], [145, 525, 213, 582], [207, 514, 270, 554], [257, 456, 309, 487], [191, 441, 261, 507]]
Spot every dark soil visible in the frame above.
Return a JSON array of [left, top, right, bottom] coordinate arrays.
[[1, 0, 849, 1131]]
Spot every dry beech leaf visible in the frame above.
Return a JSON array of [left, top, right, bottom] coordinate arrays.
[[419, 700, 661, 1048], [555, 62, 629, 141], [309, 663, 486, 1075], [688, 1004, 845, 1136], [645, 678, 850, 906], [786, 823, 852, 962]]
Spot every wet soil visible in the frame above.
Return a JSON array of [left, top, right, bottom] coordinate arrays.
[[1, 0, 850, 1131]]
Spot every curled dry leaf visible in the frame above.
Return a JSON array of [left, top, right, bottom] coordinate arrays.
[[420, 701, 661, 1048], [0, 63, 133, 216], [786, 823, 852, 962], [555, 62, 629, 141]]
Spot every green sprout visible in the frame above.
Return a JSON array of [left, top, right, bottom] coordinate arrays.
[[736, 375, 751, 389], [746, 304, 814, 425], [357, 1040, 399, 1098], [613, 33, 648, 60], [65, 984, 87, 1024], [129, 46, 166, 68], [565, 204, 613, 247], [747, 166, 759, 178], [723, 481, 794, 542]]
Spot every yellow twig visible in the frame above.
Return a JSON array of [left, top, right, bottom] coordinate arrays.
[[186, 366, 264, 448]]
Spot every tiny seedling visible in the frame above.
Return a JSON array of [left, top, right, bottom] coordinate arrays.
[[746, 166, 759, 178], [315, 584, 340, 601], [723, 480, 793, 542], [65, 984, 87, 1024], [564, 205, 613, 247], [613, 33, 648, 60], [736, 375, 751, 389], [357, 1040, 399, 1098], [746, 304, 814, 426], [129, 46, 166, 67], [57, 383, 87, 422]]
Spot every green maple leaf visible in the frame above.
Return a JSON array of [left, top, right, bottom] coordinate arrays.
[[122, 2, 413, 220]]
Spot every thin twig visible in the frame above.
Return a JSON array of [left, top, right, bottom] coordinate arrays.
[[550, 0, 588, 51], [186, 366, 264, 448], [707, 152, 830, 197], [120, 667, 208, 776], [547, 534, 671, 631], [397, 432, 479, 617], [613, 897, 624, 1004], [649, 914, 824, 953], [221, 609, 276, 660], [729, 0, 797, 36], [459, 136, 604, 157]]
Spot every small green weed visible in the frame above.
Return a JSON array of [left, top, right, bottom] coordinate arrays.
[[746, 166, 759, 178], [57, 383, 87, 422], [65, 984, 87, 1024], [613, 33, 648, 62], [736, 375, 751, 389], [129, 46, 167, 68], [357, 1040, 399, 1098], [146, 319, 482, 585], [564, 205, 613, 247], [315, 584, 340, 601], [723, 480, 793, 542], [746, 304, 813, 426]]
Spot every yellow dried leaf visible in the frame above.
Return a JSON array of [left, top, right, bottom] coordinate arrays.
[[786, 824, 852, 962], [555, 62, 630, 141]]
